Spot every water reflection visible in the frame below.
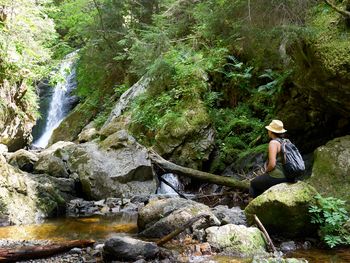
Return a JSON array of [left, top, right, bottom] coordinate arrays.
[[0, 213, 138, 242]]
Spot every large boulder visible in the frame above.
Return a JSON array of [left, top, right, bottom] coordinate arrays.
[[152, 105, 215, 170], [307, 135, 350, 210], [61, 139, 156, 200], [8, 149, 38, 172], [34, 154, 69, 178], [138, 197, 220, 238], [244, 181, 318, 237], [205, 224, 267, 257], [0, 158, 66, 225], [103, 236, 159, 262]]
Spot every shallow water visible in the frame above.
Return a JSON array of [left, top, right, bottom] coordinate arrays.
[[0, 213, 137, 242], [287, 248, 350, 263]]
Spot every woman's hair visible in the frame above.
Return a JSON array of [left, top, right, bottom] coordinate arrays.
[[272, 131, 286, 138]]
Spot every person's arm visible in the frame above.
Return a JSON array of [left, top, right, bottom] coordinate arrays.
[[265, 140, 279, 172]]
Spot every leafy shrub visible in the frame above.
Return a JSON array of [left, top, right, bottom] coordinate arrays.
[[309, 194, 350, 248]]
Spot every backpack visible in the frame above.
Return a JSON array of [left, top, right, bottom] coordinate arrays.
[[275, 138, 305, 182]]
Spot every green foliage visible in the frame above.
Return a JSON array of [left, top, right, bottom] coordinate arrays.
[[309, 194, 350, 248]]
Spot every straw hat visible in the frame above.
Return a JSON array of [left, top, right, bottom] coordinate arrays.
[[265, 120, 287, 133]]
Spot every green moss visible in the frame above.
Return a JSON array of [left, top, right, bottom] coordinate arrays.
[[306, 4, 350, 78]]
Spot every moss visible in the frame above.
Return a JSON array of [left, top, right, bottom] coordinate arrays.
[[306, 4, 350, 78]]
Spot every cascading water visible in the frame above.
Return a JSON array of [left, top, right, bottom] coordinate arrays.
[[33, 51, 79, 148], [157, 173, 181, 195]]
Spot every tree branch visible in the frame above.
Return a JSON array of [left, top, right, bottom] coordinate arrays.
[[324, 0, 350, 18]]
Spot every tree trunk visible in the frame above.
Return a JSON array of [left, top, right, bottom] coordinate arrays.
[[149, 150, 249, 191], [0, 240, 95, 262]]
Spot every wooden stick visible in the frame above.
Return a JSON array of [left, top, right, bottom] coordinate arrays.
[[253, 214, 277, 253], [0, 240, 95, 262], [156, 213, 210, 246]]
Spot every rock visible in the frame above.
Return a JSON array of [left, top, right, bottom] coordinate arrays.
[[0, 158, 65, 225], [307, 135, 350, 210], [8, 149, 38, 172], [138, 197, 220, 238], [34, 154, 69, 178], [103, 236, 159, 261], [77, 122, 99, 143], [211, 205, 247, 226], [280, 241, 297, 252], [0, 144, 8, 155], [99, 129, 136, 150], [205, 224, 267, 257], [63, 140, 156, 200], [103, 77, 150, 127], [251, 257, 308, 263], [244, 181, 318, 237], [38, 141, 74, 158], [99, 115, 131, 139], [153, 105, 215, 170]]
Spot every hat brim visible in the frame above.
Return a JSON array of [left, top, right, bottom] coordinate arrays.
[[265, 126, 287, 133]]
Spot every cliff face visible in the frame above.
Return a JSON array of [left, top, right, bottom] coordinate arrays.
[[276, 6, 350, 152], [0, 80, 37, 151]]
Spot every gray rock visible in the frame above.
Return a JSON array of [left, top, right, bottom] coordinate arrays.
[[212, 205, 247, 226], [0, 158, 65, 225], [280, 241, 297, 252], [103, 77, 150, 127], [138, 197, 220, 238], [8, 149, 38, 172], [77, 122, 99, 143], [103, 236, 159, 261], [34, 154, 69, 178], [205, 224, 267, 257], [64, 141, 156, 200]]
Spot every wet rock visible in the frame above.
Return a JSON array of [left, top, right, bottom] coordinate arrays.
[[138, 197, 220, 238], [205, 224, 267, 257], [8, 149, 38, 172], [211, 205, 247, 226], [251, 256, 308, 263], [280, 241, 297, 252], [103, 236, 159, 261], [307, 135, 350, 210], [244, 182, 318, 237]]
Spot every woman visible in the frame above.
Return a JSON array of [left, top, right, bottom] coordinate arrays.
[[249, 119, 289, 198]]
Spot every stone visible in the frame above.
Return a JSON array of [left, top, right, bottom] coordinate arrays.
[[138, 197, 220, 238], [205, 224, 267, 257], [0, 144, 8, 155], [211, 205, 247, 226], [8, 149, 38, 172], [280, 241, 297, 252], [64, 141, 156, 200], [34, 154, 69, 178], [103, 236, 159, 261], [77, 122, 99, 143], [307, 135, 350, 210], [0, 158, 66, 225], [244, 181, 318, 237]]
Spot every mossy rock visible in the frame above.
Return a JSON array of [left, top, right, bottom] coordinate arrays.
[[49, 99, 97, 145], [205, 224, 267, 257], [244, 181, 318, 237], [307, 135, 350, 211]]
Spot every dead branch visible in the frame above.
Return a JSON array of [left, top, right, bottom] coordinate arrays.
[[324, 0, 350, 18]]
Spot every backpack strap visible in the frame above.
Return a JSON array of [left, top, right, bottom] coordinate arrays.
[[272, 138, 286, 164]]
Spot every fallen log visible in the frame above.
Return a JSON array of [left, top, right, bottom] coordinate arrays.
[[156, 213, 210, 246], [149, 150, 249, 191], [0, 239, 95, 262]]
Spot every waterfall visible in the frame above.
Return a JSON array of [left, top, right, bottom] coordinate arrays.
[[33, 51, 79, 148], [157, 173, 181, 195]]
